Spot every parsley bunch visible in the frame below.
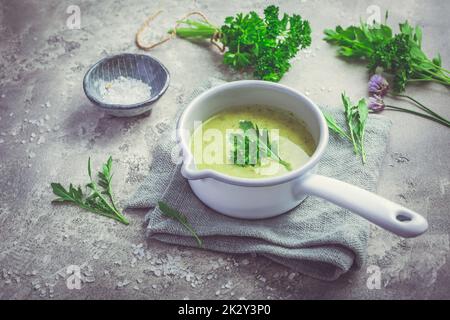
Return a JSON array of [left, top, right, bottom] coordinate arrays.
[[324, 15, 450, 92], [171, 5, 311, 82]]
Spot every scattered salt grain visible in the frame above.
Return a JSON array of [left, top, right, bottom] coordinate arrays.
[[1, 94, 5, 98], [97, 76, 151, 105], [116, 280, 131, 289], [224, 281, 233, 289], [241, 259, 249, 265], [122, 279, 131, 286], [153, 269, 162, 277]]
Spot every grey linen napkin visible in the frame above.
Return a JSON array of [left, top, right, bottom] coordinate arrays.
[[127, 80, 392, 281]]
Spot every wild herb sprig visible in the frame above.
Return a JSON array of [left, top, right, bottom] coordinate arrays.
[[324, 94, 369, 164], [230, 120, 291, 171], [158, 201, 202, 247], [324, 13, 450, 92], [51, 157, 129, 225], [170, 5, 312, 82]]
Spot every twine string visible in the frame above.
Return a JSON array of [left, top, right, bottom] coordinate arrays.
[[135, 10, 224, 52]]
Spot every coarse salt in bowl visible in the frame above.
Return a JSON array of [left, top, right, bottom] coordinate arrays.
[[83, 53, 170, 117]]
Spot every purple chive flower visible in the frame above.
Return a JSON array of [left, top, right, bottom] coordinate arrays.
[[368, 74, 389, 97], [368, 95, 385, 113]]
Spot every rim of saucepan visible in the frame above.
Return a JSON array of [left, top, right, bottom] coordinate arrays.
[[177, 80, 329, 187], [83, 53, 170, 111]]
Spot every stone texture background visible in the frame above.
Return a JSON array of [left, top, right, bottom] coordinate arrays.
[[0, 0, 449, 299]]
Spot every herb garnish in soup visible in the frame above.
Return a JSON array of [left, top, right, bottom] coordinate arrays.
[[190, 105, 316, 179]]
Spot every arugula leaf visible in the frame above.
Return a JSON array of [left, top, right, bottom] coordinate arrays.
[[323, 112, 351, 140], [158, 201, 203, 247], [97, 156, 119, 211], [324, 94, 369, 164], [51, 183, 84, 205], [324, 17, 450, 92], [231, 120, 291, 171], [342, 93, 359, 155], [51, 157, 129, 225]]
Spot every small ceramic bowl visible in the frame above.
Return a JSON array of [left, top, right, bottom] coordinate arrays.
[[83, 53, 170, 117]]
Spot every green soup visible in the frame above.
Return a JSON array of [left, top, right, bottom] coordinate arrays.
[[190, 105, 316, 179]]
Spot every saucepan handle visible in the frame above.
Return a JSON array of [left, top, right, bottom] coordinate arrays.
[[295, 174, 428, 238]]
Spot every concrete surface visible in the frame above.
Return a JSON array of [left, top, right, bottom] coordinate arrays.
[[0, 0, 449, 300]]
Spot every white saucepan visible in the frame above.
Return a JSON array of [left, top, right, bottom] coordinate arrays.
[[176, 80, 428, 238]]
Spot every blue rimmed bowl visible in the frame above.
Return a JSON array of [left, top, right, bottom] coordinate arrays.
[[83, 53, 170, 117]]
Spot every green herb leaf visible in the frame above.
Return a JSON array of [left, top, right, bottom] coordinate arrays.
[[87, 157, 92, 179], [324, 15, 450, 92], [158, 201, 203, 247], [231, 120, 291, 171], [325, 94, 369, 164], [51, 157, 129, 225], [323, 112, 350, 140]]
